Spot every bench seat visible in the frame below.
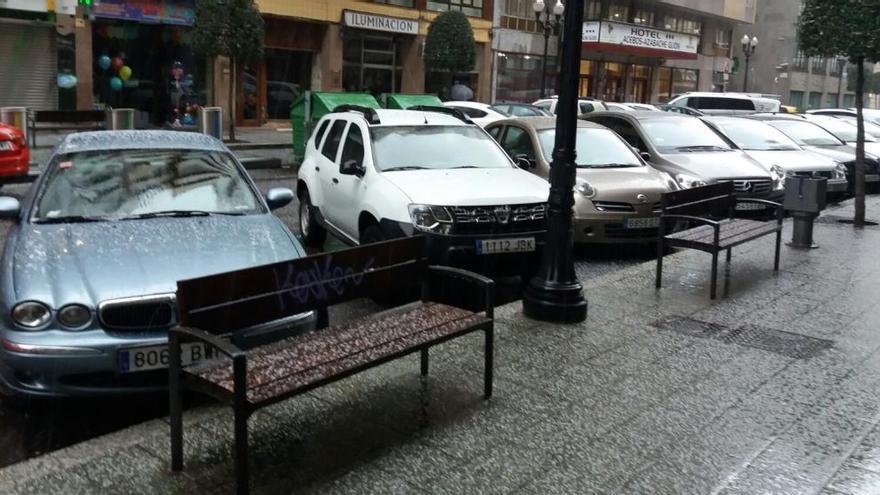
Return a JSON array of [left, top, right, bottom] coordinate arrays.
[[666, 218, 780, 251], [185, 302, 489, 404]]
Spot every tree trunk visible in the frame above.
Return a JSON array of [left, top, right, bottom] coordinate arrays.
[[854, 56, 866, 228], [228, 57, 236, 143]]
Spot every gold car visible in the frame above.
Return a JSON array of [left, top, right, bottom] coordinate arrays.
[[486, 118, 678, 244]]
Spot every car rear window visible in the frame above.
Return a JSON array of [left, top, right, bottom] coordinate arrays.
[[321, 120, 347, 161], [313, 120, 330, 149], [693, 97, 755, 111], [449, 106, 488, 119]]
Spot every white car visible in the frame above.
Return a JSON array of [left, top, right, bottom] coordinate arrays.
[[533, 96, 608, 115], [668, 92, 781, 114], [801, 114, 880, 156], [297, 106, 550, 275], [441, 101, 507, 127]]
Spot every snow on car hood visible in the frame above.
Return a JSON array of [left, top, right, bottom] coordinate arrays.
[[744, 149, 837, 173], [380, 167, 549, 206]]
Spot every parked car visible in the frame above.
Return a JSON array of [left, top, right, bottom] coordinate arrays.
[[0, 131, 314, 398], [747, 114, 880, 193], [622, 103, 661, 112], [701, 116, 849, 199], [658, 104, 705, 117], [442, 101, 507, 127], [533, 96, 608, 115], [808, 108, 880, 126], [667, 92, 781, 114], [0, 123, 29, 182], [804, 111, 880, 138], [297, 106, 549, 276], [800, 114, 880, 156], [485, 117, 676, 244], [490, 102, 552, 117], [581, 112, 782, 209]]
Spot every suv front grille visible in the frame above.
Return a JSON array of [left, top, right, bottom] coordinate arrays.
[[99, 294, 177, 331], [720, 178, 772, 196], [450, 203, 547, 235], [792, 171, 832, 178], [592, 201, 634, 213]]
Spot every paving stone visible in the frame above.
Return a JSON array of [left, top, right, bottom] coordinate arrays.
[[827, 463, 880, 495]]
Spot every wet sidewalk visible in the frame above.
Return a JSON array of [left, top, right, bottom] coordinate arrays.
[[3, 198, 880, 494]]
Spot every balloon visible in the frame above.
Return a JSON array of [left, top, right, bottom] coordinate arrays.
[[119, 65, 132, 81], [112, 57, 124, 70], [57, 74, 77, 89], [98, 55, 111, 71], [110, 77, 123, 91]]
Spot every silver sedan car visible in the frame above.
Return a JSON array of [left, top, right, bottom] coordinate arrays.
[[0, 131, 315, 398]]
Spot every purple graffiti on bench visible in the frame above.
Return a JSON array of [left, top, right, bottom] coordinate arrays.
[[272, 255, 376, 310]]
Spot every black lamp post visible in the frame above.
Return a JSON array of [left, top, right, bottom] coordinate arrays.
[[741, 34, 758, 92], [523, 0, 588, 324], [533, 0, 564, 98]]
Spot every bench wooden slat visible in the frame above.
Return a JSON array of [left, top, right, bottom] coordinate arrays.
[[667, 218, 775, 247]]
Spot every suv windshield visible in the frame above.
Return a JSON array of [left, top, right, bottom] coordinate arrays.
[[538, 128, 642, 168], [371, 126, 512, 171], [33, 149, 261, 222], [767, 121, 844, 146], [642, 118, 733, 152], [714, 121, 801, 151]]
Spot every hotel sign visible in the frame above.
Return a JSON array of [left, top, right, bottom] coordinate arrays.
[[582, 21, 700, 59], [343, 10, 419, 35]]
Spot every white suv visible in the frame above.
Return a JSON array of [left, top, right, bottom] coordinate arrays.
[[533, 96, 608, 115], [297, 106, 550, 274]]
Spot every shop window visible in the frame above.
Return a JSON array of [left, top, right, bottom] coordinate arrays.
[[343, 34, 403, 96], [657, 67, 672, 102], [427, 0, 484, 17], [495, 53, 557, 103], [789, 90, 804, 111], [265, 48, 312, 120]]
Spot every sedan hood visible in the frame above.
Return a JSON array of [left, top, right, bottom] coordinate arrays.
[[578, 166, 672, 201], [657, 150, 771, 180], [380, 167, 549, 206], [10, 215, 302, 307], [744, 149, 837, 172], [805, 144, 876, 163]]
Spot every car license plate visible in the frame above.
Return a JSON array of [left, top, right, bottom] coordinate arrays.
[[0, 142, 12, 151], [476, 237, 535, 254], [735, 202, 766, 211], [624, 217, 660, 229], [866, 174, 880, 182], [118, 342, 213, 373]]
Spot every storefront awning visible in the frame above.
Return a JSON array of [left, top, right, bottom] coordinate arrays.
[[582, 21, 699, 60]]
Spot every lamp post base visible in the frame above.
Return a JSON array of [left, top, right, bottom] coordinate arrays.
[[522, 279, 588, 323]]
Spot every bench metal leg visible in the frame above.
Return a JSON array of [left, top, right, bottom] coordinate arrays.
[[484, 325, 494, 399], [234, 409, 250, 495], [169, 334, 183, 472], [420, 348, 429, 376], [710, 252, 719, 300], [774, 230, 781, 272]]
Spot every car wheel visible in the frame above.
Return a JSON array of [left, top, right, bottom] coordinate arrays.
[[298, 189, 326, 247], [359, 224, 386, 245]]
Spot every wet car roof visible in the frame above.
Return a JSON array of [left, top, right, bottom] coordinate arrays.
[[492, 117, 605, 130], [55, 130, 227, 155]]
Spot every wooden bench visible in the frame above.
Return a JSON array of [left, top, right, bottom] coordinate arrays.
[[168, 236, 495, 494], [28, 110, 106, 147], [655, 181, 783, 299]]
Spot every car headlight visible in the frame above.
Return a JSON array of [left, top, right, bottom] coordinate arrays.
[[834, 163, 848, 179], [675, 173, 708, 189], [408, 204, 453, 234], [12, 301, 52, 329], [58, 304, 91, 329], [575, 181, 597, 198], [770, 165, 786, 190]]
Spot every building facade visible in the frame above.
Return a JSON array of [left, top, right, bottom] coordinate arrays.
[[732, 0, 857, 111], [493, 0, 757, 104]]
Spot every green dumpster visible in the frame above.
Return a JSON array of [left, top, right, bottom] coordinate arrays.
[[290, 92, 380, 162], [380, 93, 442, 109]]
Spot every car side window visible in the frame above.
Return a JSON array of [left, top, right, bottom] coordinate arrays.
[[313, 120, 330, 150], [450, 106, 488, 119], [500, 126, 535, 160], [510, 106, 533, 117], [339, 124, 365, 170], [321, 120, 347, 162], [671, 97, 689, 108], [579, 103, 595, 113], [487, 125, 504, 140], [593, 118, 647, 152]]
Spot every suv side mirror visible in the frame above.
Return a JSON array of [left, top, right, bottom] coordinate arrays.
[[640, 152, 652, 162], [515, 155, 533, 170], [0, 197, 21, 219], [340, 159, 364, 177], [265, 188, 294, 210]]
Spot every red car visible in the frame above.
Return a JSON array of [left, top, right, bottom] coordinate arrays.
[[0, 123, 29, 179]]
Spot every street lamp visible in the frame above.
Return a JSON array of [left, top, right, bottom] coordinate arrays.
[[523, 0, 587, 323], [533, 0, 564, 98], [741, 35, 758, 92]]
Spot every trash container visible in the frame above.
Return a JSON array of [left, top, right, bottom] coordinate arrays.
[[199, 107, 223, 140], [108, 108, 134, 130], [0, 107, 28, 143], [784, 176, 827, 249], [290, 92, 380, 162], [380, 94, 442, 109]]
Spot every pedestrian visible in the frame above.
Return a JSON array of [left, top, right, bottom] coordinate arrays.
[[450, 79, 474, 101]]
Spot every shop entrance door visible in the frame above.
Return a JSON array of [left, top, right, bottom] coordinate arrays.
[[238, 63, 264, 126]]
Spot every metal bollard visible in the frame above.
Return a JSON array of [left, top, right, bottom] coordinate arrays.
[[199, 107, 222, 140], [783, 176, 827, 249]]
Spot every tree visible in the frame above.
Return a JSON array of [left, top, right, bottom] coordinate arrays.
[[423, 11, 476, 98], [190, 0, 264, 141], [800, 0, 880, 227]]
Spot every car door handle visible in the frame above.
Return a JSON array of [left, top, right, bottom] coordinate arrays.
[[332, 178, 339, 184]]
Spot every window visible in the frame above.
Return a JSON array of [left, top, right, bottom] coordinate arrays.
[[537, 128, 643, 167], [339, 125, 365, 169], [321, 120, 347, 161], [496, 53, 558, 103], [313, 120, 330, 150], [371, 126, 512, 170], [793, 51, 808, 72], [342, 35, 403, 95], [715, 29, 731, 48], [789, 90, 805, 110], [373, 0, 414, 6], [632, 9, 654, 25], [808, 92, 822, 110], [500, 0, 559, 33], [672, 68, 699, 95], [843, 94, 856, 107], [827, 93, 839, 107], [583, 0, 601, 19], [580, 102, 596, 113], [488, 125, 504, 139], [606, 4, 629, 21], [641, 118, 733, 151], [691, 97, 755, 111], [590, 117, 647, 151], [663, 15, 702, 34], [427, 0, 484, 17], [448, 106, 488, 118], [811, 57, 827, 74], [500, 126, 535, 160]]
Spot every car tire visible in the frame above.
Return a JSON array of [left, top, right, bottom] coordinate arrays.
[[359, 224, 386, 245], [298, 189, 326, 247]]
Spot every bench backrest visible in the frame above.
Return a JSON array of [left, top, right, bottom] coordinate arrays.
[[176, 236, 427, 334], [32, 110, 106, 123], [660, 181, 734, 216]]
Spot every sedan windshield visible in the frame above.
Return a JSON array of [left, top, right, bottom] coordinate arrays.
[[714, 121, 801, 151], [33, 149, 261, 222], [835, 116, 880, 136], [810, 118, 877, 142], [767, 121, 844, 146], [641, 118, 733, 152], [538, 128, 642, 168], [371, 126, 512, 171]]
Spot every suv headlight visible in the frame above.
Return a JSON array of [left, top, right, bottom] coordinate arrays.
[[12, 301, 52, 329], [575, 181, 597, 198], [770, 165, 786, 190], [675, 173, 708, 189], [408, 204, 453, 234], [834, 163, 848, 179]]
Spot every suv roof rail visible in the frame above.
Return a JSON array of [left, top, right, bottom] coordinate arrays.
[[331, 104, 381, 124], [407, 105, 472, 124]]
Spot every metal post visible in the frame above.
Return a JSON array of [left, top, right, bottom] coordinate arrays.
[[523, 0, 588, 324], [743, 55, 750, 93]]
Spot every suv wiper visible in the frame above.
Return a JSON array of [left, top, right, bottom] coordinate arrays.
[[121, 210, 245, 220], [33, 215, 108, 224], [382, 166, 429, 172], [582, 163, 640, 168], [448, 165, 480, 169], [675, 145, 732, 152]]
